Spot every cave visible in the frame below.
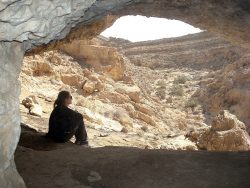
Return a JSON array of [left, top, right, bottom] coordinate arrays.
[[1, 1, 250, 187]]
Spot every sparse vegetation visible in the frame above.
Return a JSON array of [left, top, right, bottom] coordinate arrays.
[[170, 85, 184, 96], [156, 80, 165, 87], [141, 125, 148, 132], [173, 75, 189, 84], [185, 98, 199, 110], [166, 96, 173, 103], [156, 86, 166, 99]]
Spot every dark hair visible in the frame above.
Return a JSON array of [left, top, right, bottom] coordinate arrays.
[[54, 91, 71, 108]]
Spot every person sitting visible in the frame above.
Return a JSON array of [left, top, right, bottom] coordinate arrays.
[[46, 90, 88, 145]]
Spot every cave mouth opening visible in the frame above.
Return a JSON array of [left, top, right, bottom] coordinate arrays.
[[18, 15, 206, 152], [101, 15, 202, 42], [18, 14, 250, 153]]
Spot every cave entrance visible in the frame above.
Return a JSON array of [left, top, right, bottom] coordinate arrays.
[[19, 15, 206, 151], [16, 14, 250, 188], [18, 15, 249, 152], [101, 15, 202, 42]]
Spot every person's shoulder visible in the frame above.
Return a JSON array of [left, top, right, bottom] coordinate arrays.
[[64, 106, 77, 114]]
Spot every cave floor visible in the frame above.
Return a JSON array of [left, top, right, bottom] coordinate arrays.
[[15, 144, 250, 188]]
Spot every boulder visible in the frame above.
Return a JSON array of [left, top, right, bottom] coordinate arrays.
[[60, 74, 82, 86], [113, 109, 133, 128], [134, 111, 157, 127], [188, 110, 250, 151], [133, 103, 154, 116], [83, 81, 96, 94], [29, 104, 43, 117], [211, 110, 246, 131], [22, 96, 43, 117], [82, 80, 104, 95], [32, 61, 53, 76], [115, 84, 141, 103], [98, 91, 130, 104]]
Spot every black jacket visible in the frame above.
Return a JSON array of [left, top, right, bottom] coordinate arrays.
[[47, 105, 82, 142]]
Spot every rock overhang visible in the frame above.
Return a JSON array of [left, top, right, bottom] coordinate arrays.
[[1, 0, 250, 52]]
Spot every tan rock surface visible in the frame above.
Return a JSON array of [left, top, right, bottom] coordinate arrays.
[[188, 111, 250, 151], [60, 43, 126, 81], [197, 55, 250, 133]]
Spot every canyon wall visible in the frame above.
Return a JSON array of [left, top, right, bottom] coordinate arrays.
[[106, 32, 250, 132]]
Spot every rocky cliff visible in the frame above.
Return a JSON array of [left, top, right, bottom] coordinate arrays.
[[109, 32, 248, 70]]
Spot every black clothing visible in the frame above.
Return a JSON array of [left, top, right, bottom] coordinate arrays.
[[47, 105, 87, 143]]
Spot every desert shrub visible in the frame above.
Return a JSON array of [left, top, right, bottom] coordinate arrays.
[[141, 125, 148, 132], [185, 98, 199, 109], [156, 80, 166, 87], [173, 75, 189, 84], [149, 62, 162, 69], [156, 86, 166, 99], [166, 96, 173, 103], [170, 85, 184, 96]]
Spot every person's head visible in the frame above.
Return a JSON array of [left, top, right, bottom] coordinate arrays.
[[54, 90, 72, 108]]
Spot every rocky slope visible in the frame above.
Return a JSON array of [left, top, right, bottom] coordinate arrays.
[[104, 32, 250, 133], [108, 32, 248, 70], [20, 49, 197, 150], [197, 55, 250, 133], [19, 32, 250, 151]]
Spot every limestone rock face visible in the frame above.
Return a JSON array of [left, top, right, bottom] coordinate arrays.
[[189, 111, 250, 151], [22, 59, 53, 76], [197, 56, 250, 132], [60, 74, 82, 86], [115, 84, 141, 102], [0, 42, 25, 188], [0, 0, 131, 50], [60, 43, 126, 81]]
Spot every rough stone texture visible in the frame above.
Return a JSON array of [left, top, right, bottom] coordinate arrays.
[[60, 42, 126, 81], [188, 111, 250, 151], [0, 0, 132, 50], [1, 1, 250, 50], [111, 32, 249, 70], [0, 42, 25, 187], [197, 55, 250, 132]]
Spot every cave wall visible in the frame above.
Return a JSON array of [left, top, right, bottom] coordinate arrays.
[[1, 0, 250, 187], [0, 42, 25, 187]]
